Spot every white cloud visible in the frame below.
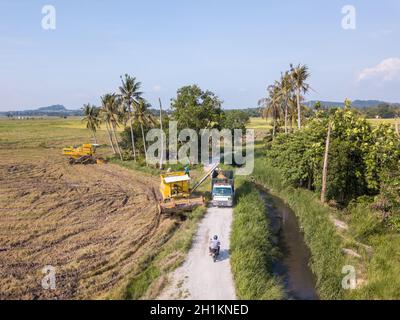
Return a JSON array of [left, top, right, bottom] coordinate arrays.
[[152, 85, 162, 92], [358, 58, 400, 82]]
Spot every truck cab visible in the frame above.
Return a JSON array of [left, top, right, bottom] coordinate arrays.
[[212, 184, 234, 207], [211, 170, 234, 207]]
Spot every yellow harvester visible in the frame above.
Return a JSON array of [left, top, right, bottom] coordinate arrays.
[[158, 163, 219, 214], [158, 171, 204, 214], [62, 144, 105, 165]]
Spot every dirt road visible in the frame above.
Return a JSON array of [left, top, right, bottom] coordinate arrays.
[[158, 207, 236, 300]]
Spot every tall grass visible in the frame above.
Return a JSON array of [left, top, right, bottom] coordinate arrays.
[[252, 158, 345, 300], [230, 180, 284, 300], [348, 234, 400, 299], [344, 203, 400, 299]]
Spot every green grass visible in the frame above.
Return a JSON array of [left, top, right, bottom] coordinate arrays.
[[252, 158, 345, 300], [230, 179, 284, 300], [122, 207, 206, 299], [347, 234, 400, 299], [342, 203, 400, 299], [109, 158, 161, 176]]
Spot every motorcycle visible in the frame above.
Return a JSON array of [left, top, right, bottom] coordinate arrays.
[[209, 247, 220, 262]]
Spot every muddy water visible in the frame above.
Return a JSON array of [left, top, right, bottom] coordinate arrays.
[[257, 187, 318, 300]]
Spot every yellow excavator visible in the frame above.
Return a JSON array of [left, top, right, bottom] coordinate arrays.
[[62, 144, 106, 165], [158, 163, 219, 214]]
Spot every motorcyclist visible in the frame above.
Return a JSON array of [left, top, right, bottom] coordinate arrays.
[[209, 235, 221, 256]]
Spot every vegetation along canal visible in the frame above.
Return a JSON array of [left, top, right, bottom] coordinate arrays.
[[257, 186, 318, 300]]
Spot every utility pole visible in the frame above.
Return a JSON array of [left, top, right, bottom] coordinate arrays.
[[159, 98, 164, 170], [321, 121, 331, 203]]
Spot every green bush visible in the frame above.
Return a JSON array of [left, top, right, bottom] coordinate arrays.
[[266, 108, 400, 206]]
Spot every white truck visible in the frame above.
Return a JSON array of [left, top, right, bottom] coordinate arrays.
[[211, 169, 234, 207]]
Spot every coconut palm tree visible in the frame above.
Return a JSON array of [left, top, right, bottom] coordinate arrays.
[[99, 102, 117, 155], [101, 93, 123, 160], [134, 99, 157, 164], [100, 110, 116, 155], [119, 74, 143, 160], [290, 64, 310, 129], [116, 98, 130, 128], [278, 72, 294, 134], [287, 96, 298, 133], [258, 84, 282, 138], [82, 103, 100, 143]]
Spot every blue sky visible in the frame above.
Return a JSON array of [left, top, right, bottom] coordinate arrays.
[[1, 0, 399, 110]]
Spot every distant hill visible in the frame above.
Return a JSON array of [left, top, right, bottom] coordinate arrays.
[[37, 104, 69, 112], [305, 100, 398, 109], [0, 105, 82, 117]]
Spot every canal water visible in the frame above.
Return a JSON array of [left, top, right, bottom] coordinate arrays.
[[257, 186, 318, 300]]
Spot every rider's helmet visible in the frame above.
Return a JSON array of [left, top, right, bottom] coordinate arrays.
[[213, 235, 218, 240]]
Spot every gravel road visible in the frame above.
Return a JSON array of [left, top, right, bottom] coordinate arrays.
[[158, 206, 236, 300]]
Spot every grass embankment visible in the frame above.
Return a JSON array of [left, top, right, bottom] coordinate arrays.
[[252, 158, 345, 300], [230, 179, 284, 300]]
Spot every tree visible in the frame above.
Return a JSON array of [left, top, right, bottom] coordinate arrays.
[[222, 110, 250, 132], [99, 106, 117, 155], [171, 85, 223, 132], [313, 101, 322, 112], [116, 98, 129, 127], [287, 96, 298, 132], [258, 83, 282, 138], [279, 72, 293, 134], [135, 99, 157, 164], [266, 107, 400, 205], [82, 103, 100, 144], [158, 98, 164, 169], [290, 64, 310, 129], [101, 93, 123, 160], [119, 74, 143, 160], [344, 98, 352, 109]]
